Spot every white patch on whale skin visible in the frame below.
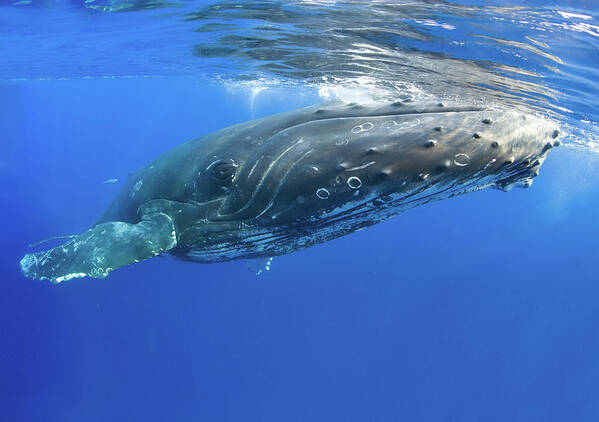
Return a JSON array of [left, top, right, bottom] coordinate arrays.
[[131, 180, 143, 198], [347, 176, 362, 189], [316, 188, 331, 199], [351, 122, 374, 134], [394, 119, 421, 131], [344, 161, 375, 172], [53, 272, 87, 284], [454, 153, 471, 166]]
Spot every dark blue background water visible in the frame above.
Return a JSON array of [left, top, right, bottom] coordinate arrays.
[[2, 77, 599, 421]]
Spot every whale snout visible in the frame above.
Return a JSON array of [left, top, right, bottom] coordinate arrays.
[[486, 114, 561, 191], [326, 108, 560, 195], [380, 109, 560, 193]]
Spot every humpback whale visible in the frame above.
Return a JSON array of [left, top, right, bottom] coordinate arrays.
[[20, 100, 560, 283]]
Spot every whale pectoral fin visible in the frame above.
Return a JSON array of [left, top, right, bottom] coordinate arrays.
[[20, 210, 177, 284]]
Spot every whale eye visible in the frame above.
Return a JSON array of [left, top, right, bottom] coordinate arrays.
[[206, 158, 238, 189]]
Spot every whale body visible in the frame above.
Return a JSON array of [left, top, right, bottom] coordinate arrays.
[[20, 100, 560, 283]]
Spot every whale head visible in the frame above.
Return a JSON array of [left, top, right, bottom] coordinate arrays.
[[210, 101, 560, 233]]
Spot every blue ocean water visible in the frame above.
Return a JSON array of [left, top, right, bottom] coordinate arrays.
[[2, 1, 599, 421]]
